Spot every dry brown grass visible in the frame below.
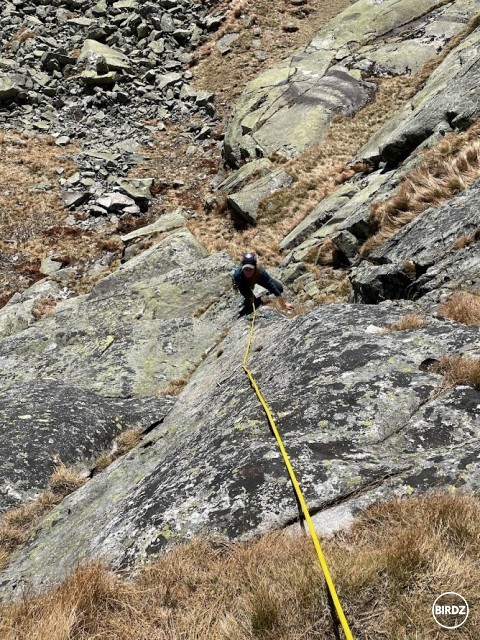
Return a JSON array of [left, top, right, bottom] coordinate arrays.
[[439, 292, 480, 325], [435, 354, 480, 390], [0, 132, 126, 304], [0, 492, 479, 639], [0, 492, 60, 571], [94, 429, 143, 473], [361, 122, 480, 256], [0, 462, 87, 572], [116, 428, 142, 454], [48, 463, 86, 496], [158, 375, 191, 396], [6, 28, 38, 48], [386, 314, 425, 332], [31, 296, 59, 320]]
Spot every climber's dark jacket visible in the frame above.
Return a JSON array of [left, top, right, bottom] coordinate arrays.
[[233, 266, 284, 301]]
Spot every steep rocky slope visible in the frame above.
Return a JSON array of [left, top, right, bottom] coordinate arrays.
[[0, 0, 479, 601]]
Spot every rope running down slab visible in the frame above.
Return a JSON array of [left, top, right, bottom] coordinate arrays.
[[242, 304, 354, 640]]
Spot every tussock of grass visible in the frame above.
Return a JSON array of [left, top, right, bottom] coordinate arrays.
[[116, 428, 142, 454], [158, 375, 191, 396], [31, 297, 59, 320], [361, 123, 480, 256], [439, 292, 480, 325], [386, 314, 425, 332], [435, 354, 480, 390], [94, 429, 143, 473], [48, 463, 86, 496], [0, 492, 61, 572], [0, 493, 479, 639]]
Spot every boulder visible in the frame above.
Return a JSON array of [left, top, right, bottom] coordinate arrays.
[[116, 178, 154, 202], [78, 40, 132, 73], [217, 159, 273, 194], [62, 191, 90, 208], [120, 210, 186, 242], [227, 169, 294, 224], [96, 192, 137, 211], [80, 69, 118, 87], [350, 262, 415, 303], [1, 302, 478, 594], [0, 77, 20, 101]]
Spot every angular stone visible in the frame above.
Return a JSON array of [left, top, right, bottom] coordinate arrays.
[[40, 257, 63, 276], [350, 262, 416, 303], [0, 77, 20, 101], [157, 72, 182, 90], [218, 159, 274, 194], [216, 32, 240, 55], [80, 69, 118, 87], [330, 229, 360, 263], [148, 40, 165, 55], [120, 211, 186, 242], [280, 183, 359, 252], [62, 191, 90, 208], [96, 192, 136, 211], [78, 40, 132, 73], [116, 178, 154, 202], [227, 169, 294, 224]]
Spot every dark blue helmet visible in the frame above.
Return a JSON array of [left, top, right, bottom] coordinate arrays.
[[241, 252, 257, 266]]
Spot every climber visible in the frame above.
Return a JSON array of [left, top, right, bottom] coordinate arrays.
[[233, 252, 294, 315]]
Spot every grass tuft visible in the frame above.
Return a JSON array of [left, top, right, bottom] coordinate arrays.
[[48, 463, 86, 496], [435, 354, 480, 390], [439, 291, 480, 325], [386, 314, 425, 332]]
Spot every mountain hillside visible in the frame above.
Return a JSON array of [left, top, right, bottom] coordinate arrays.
[[0, 0, 479, 637]]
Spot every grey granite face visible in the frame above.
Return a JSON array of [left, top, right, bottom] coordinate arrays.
[[350, 182, 480, 305], [0, 302, 478, 597], [0, 381, 175, 511], [0, 227, 236, 513], [1, 0, 480, 607]]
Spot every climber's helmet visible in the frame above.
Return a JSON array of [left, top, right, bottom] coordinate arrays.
[[241, 252, 257, 273]]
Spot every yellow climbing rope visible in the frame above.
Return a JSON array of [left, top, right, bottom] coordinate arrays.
[[242, 304, 354, 640]]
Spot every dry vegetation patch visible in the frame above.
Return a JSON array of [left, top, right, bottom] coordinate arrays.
[[439, 291, 480, 326], [386, 314, 425, 332], [0, 132, 126, 305], [435, 354, 480, 391], [361, 121, 480, 256], [0, 462, 87, 572], [0, 493, 479, 639]]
